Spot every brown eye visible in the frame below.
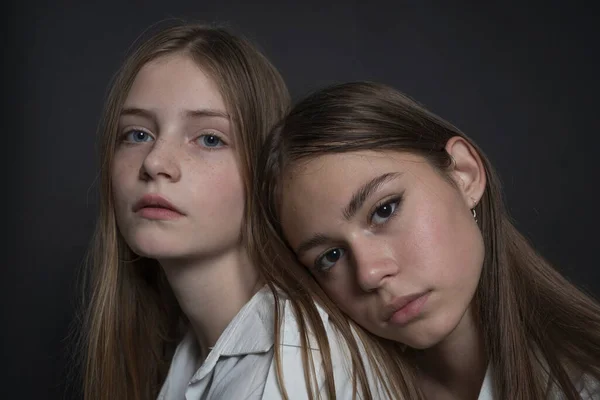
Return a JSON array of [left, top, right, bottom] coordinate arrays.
[[375, 203, 394, 218], [316, 248, 345, 271], [371, 198, 401, 225]]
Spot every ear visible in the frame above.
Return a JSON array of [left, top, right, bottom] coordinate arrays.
[[445, 136, 486, 208]]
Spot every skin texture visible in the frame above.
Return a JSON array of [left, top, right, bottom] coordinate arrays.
[[280, 141, 486, 350], [111, 53, 260, 348], [112, 54, 244, 261], [280, 140, 489, 398]]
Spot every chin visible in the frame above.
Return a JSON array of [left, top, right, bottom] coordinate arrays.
[[392, 326, 441, 349], [390, 318, 454, 350], [129, 242, 187, 260], [403, 334, 443, 350], [125, 231, 192, 260]]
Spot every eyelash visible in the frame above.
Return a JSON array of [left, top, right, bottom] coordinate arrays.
[[314, 247, 346, 272], [312, 195, 403, 273], [117, 129, 227, 147], [197, 131, 227, 149], [369, 195, 403, 227], [119, 128, 154, 144]]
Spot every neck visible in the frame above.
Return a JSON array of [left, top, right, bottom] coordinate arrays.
[[160, 247, 263, 352], [416, 307, 487, 400]]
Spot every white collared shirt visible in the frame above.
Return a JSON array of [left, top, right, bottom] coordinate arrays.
[[158, 287, 386, 400], [477, 366, 599, 399], [476, 367, 493, 400]]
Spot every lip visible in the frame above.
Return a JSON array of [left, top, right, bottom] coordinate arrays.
[[382, 291, 430, 326], [132, 194, 185, 219]]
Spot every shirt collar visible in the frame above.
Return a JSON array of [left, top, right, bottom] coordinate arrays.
[[477, 366, 493, 400], [190, 287, 275, 382]]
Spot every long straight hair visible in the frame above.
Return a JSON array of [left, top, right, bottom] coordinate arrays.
[[76, 24, 417, 400], [76, 22, 292, 399], [257, 81, 600, 399]]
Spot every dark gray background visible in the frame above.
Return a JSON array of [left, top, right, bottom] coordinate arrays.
[[3, 1, 598, 398]]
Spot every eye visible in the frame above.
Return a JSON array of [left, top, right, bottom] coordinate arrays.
[[123, 129, 154, 143], [371, 198, 401, 225], [315, 248, 345, 271], [198, 133, 224, 148]]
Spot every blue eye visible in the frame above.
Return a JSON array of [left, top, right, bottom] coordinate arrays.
[[371, 198, 400, 225], [199, 134, 224, 148], [124, 129, 153, 143], [315, 248, 345, 271]]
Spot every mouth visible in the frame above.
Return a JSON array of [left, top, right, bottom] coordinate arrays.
[[132, 194, 184, 219], [382, 290, 430, 326]]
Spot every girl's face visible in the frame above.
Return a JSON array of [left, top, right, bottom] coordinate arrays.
[[279, 146, 485, 349], [112, 53, 245, 262]]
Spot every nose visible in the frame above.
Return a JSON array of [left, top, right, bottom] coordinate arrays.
[[351, 237, 399, 292], [140, 138, 182, 182]]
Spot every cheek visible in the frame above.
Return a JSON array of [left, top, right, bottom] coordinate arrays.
[[111, 150, 141, 187], [190, 159, 245, 213], [397, 187, 476, 276], [413, 200, 483, 288], [316, 273, 368, 322], [219, 165, 245, 206], [110, 158, 134, 213]]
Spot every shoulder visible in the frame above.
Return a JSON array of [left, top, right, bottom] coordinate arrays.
[[547, 373, 600, 400], [159, 289, 279, 400], [277, 292, 330, 349], [573, 373, 600, 400], [538, 357, 600, 400], [204, 352, 275, 400], [261, 293, 388, 399]]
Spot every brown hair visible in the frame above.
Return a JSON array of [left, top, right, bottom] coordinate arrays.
[[257, 81, 600, 399], [76, 22, 291, 399]]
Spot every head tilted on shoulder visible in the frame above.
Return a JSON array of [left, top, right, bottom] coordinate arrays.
[[257, 81, 600, 399], [270, 82, 487, 350]]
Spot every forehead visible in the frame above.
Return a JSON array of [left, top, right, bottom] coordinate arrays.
[[280, 151, 427, 217], [284, 150, 425, 190], [124, 53, 227, 113]]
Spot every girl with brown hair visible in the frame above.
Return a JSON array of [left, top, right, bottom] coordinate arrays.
[[78, 24, 415, 400], [257, 81, 600, 399]]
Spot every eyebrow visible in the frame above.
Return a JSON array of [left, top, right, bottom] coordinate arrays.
[[120, 107, 230, 120], [184, 109, 230, 119], [342, 172, 402, 220], [120, 107, 155, 120], [294, 171, 402, 257], [295, 233, 331, 258]]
